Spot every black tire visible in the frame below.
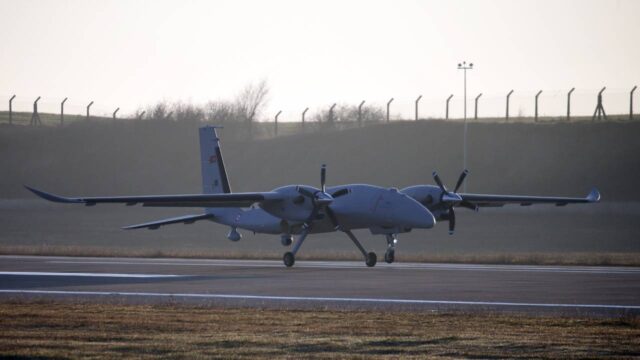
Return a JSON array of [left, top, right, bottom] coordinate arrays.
[[283, 252, 295, 267], [384, 250, 395, 264], [365, 252, 377, 267]]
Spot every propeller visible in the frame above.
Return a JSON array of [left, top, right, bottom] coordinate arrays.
[[432, 169, 469, 235], [296, 164, 342, 230]]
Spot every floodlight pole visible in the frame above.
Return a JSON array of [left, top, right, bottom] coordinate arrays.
[[567, 87, 575, 121], [631, 86, 637, 121], [329, 103, 336, 124], [275, 110, 282, 136], [535, 90, 542, 122], [113, 108, 120, 121], [474, 93, 482, 120], [302, 107, 309, 128], [445, 94, 453, 120], [60, 97, 68, 126], [86, 101, 94, 121], [386, 98, 394, 122], [506, 90, 514, 121], [9, 95, 16, 125], [457, 61, 473, 120], [358, 100, 365, 126], [458, 61, 474, 185], [415, 95, 422, 121]]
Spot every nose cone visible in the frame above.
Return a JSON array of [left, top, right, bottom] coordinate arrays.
[[395, 197, 436, 229]]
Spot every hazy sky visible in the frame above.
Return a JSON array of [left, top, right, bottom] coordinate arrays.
[[1, 0, 639, 119]]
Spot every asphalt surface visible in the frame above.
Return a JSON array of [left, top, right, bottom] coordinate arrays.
[[1, 255, 639, 316]]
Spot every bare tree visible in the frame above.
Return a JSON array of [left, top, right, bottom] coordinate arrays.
[[172, 102, 204, 123], [147, 102, 170, 121], [205, 100, 237, 124], [234, 79, 269, 124]]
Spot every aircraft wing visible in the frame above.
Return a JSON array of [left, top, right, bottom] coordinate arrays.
[[123, 213, 215, 230], [459, 188, 601, 208], [25, 186, 282, 208]]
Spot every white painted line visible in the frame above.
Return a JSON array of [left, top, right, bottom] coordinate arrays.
[[0, 271, 184, 278], [45, 260, 640, 274], [0, 289, 639, 310]]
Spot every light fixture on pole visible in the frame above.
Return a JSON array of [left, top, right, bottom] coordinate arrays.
[[457, 61, 473, 191]]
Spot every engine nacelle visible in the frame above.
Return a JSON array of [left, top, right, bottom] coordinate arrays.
[[227, 227, 242, 242]]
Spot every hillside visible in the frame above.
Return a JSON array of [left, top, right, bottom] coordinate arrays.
[[1, 118, 639, 201]]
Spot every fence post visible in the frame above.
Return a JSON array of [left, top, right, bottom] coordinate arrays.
[[136, 111, 146, 120], [358, 100, 365, 126], [506, 90, 514, 121], [86, 101, 94, 121], [474, 93, 482, 120], [329, 103, 336, 124], [415, 95, 422, 121], [9, 95, 16, 125], [60, 98, 68, 126], [631, 86, 637, 121], [275, 110, 282, 136], [535, 90, 542, 122], [302, 107, 309, 128], [113, 108, 120, 121], [386, 98, 394, 122], [30, 96, 42, 126], [592, 87, 607, 121], [445, 94, 453, 120], [567, 88, 575, 121]]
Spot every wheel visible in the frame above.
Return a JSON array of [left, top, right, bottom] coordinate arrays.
[[283, 252, 295, 267], [384, 249, 395, 264], [365, 252, 377, 267]]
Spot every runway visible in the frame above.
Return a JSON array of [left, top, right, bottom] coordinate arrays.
[[1, 255, 639, 316]]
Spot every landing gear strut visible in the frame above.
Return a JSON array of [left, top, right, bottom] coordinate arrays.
[[384, 234, 397, 264], [345, 230, 377, 267], [282, 226, 311, 268]]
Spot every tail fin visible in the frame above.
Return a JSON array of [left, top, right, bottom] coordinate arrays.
[[199, 126, 231, 194]]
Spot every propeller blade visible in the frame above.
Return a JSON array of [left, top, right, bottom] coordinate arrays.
[[432, 171, 447, 193], [453, 169, 469, 193], [297, 187, 315, 199], [331, 188, 350, 198], [448, 207, 456, 235], [325, 206, 340, 230], [321, 164, 327, 192]]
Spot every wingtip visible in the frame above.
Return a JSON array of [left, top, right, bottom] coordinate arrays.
[[587, 188, 601, 203], [24, 185, 80, 204]]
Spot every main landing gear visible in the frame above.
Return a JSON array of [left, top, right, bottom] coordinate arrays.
[[384, 234, 397, 264], [282, 229, 377, 268]]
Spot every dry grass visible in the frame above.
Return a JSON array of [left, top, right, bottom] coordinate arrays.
[[0, 300, 639, 359], [2, 244, 640, 266]]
